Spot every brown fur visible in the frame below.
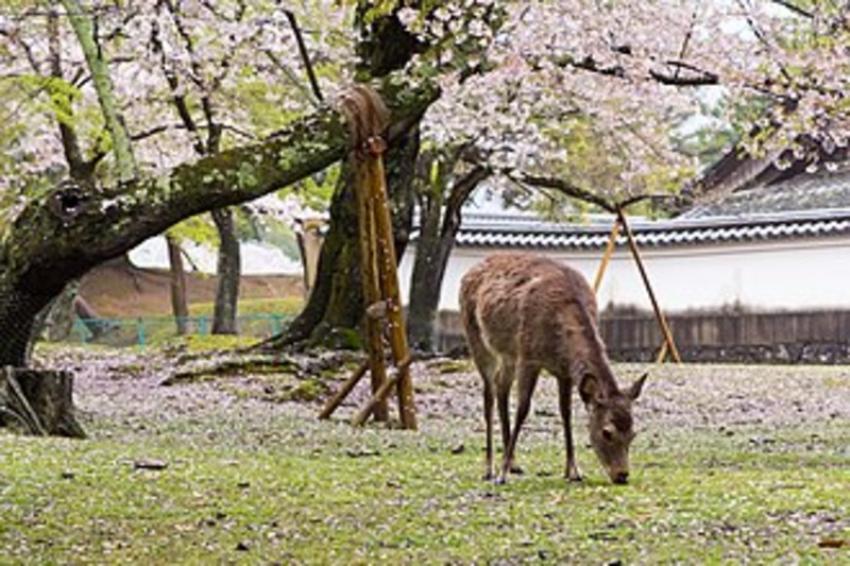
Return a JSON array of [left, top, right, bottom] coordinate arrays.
[[459, 253, 647, 484]]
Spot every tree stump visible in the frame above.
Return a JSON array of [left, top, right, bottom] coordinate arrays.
[[0, 367, 86, 438]]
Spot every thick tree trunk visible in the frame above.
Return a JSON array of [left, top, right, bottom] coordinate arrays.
[[166, 235, 189, 335], [211, 208, 241, 334], [265, 126, 420, 349], [272, 162, 363, 347], [0, 368, 85, 438], [0, 286, 54, 368]]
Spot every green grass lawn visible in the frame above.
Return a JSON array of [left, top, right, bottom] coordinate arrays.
[[2, 419, 848, 563], [187, 297, 304, 318]]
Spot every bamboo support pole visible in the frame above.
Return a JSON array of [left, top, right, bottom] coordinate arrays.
[[616, 208, 683, 365], [354, 163, 389, 422], [351, 356, 413, 427], [655, 341, 669, 364], [593, 219, 621, 293], [364, 138, 417, 430], [319, 360, 370, 420]]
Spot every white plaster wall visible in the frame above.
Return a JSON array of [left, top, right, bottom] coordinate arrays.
[[130, 237, 302, 275], [398, 236, 850, 313]]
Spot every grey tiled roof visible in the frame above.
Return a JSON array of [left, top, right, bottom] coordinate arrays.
[[438, 166, 850, 250], [683, 166, 850, 218], [453, 209, 850, 250]]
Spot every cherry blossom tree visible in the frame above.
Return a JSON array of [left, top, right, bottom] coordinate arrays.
[[401, 0, 850, 350], [2, 0, 848, 368]]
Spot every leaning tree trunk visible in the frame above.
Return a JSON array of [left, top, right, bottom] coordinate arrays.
[[0, 284, 55, 368], [211, 207, 241, 335], [264, 126, 421, 349], [166, 234, 190, 335]]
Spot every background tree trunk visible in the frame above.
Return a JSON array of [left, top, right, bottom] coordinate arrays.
[[26, 280, 80, 362], [211, 208, 241, 334], [166, 234, 190, 335], [407, 165, 490, 352], [407, 197, 445, 351]]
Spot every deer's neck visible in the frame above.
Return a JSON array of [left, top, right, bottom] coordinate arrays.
[[563, 305, 620, 394]]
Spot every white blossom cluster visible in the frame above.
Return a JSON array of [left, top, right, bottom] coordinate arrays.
[[2, 0, 849, 218]]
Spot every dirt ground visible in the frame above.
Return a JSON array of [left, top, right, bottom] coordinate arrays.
[[43, 347, 850, 440]]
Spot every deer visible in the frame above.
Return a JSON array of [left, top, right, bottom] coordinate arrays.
[[459, 253, 647, 485]]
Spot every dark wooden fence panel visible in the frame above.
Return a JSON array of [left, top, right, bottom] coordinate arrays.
[[437, 309, 850, 364]]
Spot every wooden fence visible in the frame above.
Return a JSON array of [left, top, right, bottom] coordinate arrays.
[[436, 309, 850, 364]]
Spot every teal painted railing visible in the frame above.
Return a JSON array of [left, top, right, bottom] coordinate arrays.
[[70, 313, 292, 347]]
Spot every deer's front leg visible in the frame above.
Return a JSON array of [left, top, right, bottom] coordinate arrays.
[[558, 378, 582, 482]]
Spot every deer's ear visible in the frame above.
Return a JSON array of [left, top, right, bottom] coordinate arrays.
[[578, 373, 600, 405], [628, 372, 648, 401]]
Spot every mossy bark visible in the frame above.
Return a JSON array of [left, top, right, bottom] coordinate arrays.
[[61, 0, 137, 182]]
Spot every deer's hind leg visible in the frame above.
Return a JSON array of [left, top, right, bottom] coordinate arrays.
[[497, 359, 541, 484], [494, 358, 519, 480], [464, 330, 499, 481]]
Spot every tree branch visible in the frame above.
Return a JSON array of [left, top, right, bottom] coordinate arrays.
[[4, 78, 439, 294], [61, 0, 137, 181], [284, 9, 324, 103], [511, 173, 617, 212], [444, 166, 491, 221], [767, 0, 814, 18], [149, 14, 205, 154], [555, 53, 720, 87], [263, 50, 321, 108], [47, 10, 87, 179]]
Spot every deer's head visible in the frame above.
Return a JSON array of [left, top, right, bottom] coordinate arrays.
[[579, 372, 647, 484]]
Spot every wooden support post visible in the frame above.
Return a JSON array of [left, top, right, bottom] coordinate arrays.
[[319, 360, 369, 420], [351, 356, 413, 427], [655, 341, 669, 364], [354, 163, 389, 422], [329, 84, 418, 429], [365, 137, 417, 430], [593, 219, 621, 293], [616, 208, 683, 364]]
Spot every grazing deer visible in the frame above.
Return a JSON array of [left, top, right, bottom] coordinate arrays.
[[459, 254, 647, 485]]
